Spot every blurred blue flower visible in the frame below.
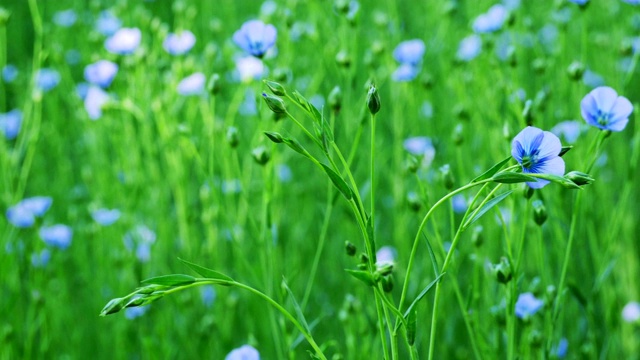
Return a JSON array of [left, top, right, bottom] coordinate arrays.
[[40, 224, 73, 250], [393, 39, 425, 66], [622, 301, 640, 322], [2, 64, 18, 82], [456, 34, 482, 61], [84, 60, 118, 88], [201, 285, 217, 307], [276, 164, 292, 182], [65, 49, 82, 65], [582, 69, 605, 88], [376, 246, 397, 266], [623, 0, 640, 4], [53, 9, 77, 27], [96, 11, 121, 36], [515, 292, 543, 319], [6, 196, 52, 228], [580, 86, 633, 132], [177, 73, 206, 96], [31, 249, 51, 268], [92, 208, 121, 226], [403, 136, 434, 156], [260, 0, 278, 17], [0, 109, 22, 140], [553, 338, 569, 359], [233, 20, 277, 58], [105, 28, 141, 55], [125, 305, 148, 320], [452, 194, 468, 214], [76, 82, 90, 99], [36, 68, 61, 92], [392, 63, 419, 82], [551, 121, 583, 144], [511, 126, 565, 189], [163, 30, 196, 55], [225, 345, 259, 360], [84, 86, 110, 120], [236, 56, 265, 83], [568, 0, 589, 5], [123, 225, 156, 262], [473, 4, 508, 33]]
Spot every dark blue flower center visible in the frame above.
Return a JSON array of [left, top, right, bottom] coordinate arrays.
[[596, 110, 610, 126], [521, 149, 540, 170]]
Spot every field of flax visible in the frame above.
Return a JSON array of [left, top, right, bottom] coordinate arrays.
[[1, 0, 640, 359]]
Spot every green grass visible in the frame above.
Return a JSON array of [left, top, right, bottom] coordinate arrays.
[[1, 0, 640, 358]]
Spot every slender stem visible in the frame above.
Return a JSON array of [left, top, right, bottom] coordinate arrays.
[[370, 112, 376, 231], [428, 184, 503, 360]]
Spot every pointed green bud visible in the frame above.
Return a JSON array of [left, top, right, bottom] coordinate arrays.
[[528, 330, 543, 347], [559, 146, 573, 157], [522, 99, 533, 126], [376, 263, 394, 277], [99, 297, 126, 316], [407, 191, 421, 212], [405, 156, 420, 173], [262, 93, 286, 114], [524, 186, 534, 199], [366, 84, 381, 115], [452, 123, 464, 145], [264, 131, 284, 144], [381, 275, 394, 293], [471, 225, 483, 247], [345, 241, 357, 256], [328, 86, 342, 113], [564, 171, 594, 186], [252, 146, 270, 165], [503, 122, 512, 141], [226, 126, 239, 148], [207, 73, 221, 95], [264, 80, 286, 96], [506, 46, 517, 68], [439, 164, 454, 190], [493, 257, 512, 284], [336, 50, 351, 68], [567, 61, 585, 81], [334, 0, 350, 14], [360, 253, 369, 264], [532, 199, 547, 226]]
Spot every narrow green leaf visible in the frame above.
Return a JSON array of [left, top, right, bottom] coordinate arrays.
[[422, 233, 440, 277], [345, 269, 376, 287], [140, 274, 196, 286], [471, 157, 511, 183], [529, 173, 582, 189], [492, 172, 537, 184], [281, 277, 310, 332], [462, 190, 513, 230], [366, 216, 376, 263], [292, 91, 322, 123], [178, 258, 234, 282], [321, 164, 352, 200], [559, 145, 573, 157], [407, 309, 417, 346], [403, 273, 445, 319], [283, 138, 309, 157]]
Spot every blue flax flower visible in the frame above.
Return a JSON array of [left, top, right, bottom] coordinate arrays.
[[6, 196, 53, 228], [36, 68, 61, 92], [177, 73, 206, 96], [515, 292, 544, 319], [473, 4, 508, 34], [580, 86, 633, 132], [226, 345, 259, 360], [512, 126, 565, 189], [105, 28, 141, 55], [40, 224, 73, 250], [2, 64, 18, 82], [96, 11, 121, 36], [569, 0, 589, 5], [92, 208, 121, 226], [163, 30, 196, 55], [84, 60, 118, 88], [84, 86, 110, 120], [0, 109, 22, 140], [456, 35, 482, 62], [393, 39, 426, 66], [622, 0, 640, 4], [233, 20, 277, 58], [53, 9, 77, 27]]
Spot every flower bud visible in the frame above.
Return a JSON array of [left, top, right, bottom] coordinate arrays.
[[453, 104, 469, 121], [360, 253, 369, 264], [567, 61, 585, 81], [381, 275, 394, 293], [376, 263, 394, 277], [405, 156, 420, 173], [366, 84, 381, 115], [532, 200, 547, 226], [345, 241, 356, 256], [335, 50, 351, 68], [264, 131, 284, 144], [564, 171, 594, 186], [334, 0, 350, 14], [207, 73, 221, 95], [528, 330, 543, 347], [264, 80, 286, 96], [328, 86, 342, 113], [523, 185, 534, 199], [226, 126, 239, 148], [439, 164, 454, 190], [532, 58, 546, 74], [471, 225, 483, 247], [452, 123, 464, 145], [407, 191, 421, 212], [493, 257, 512, 284], [262, 93, 286, 114], [252, 146, 270, 165]]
